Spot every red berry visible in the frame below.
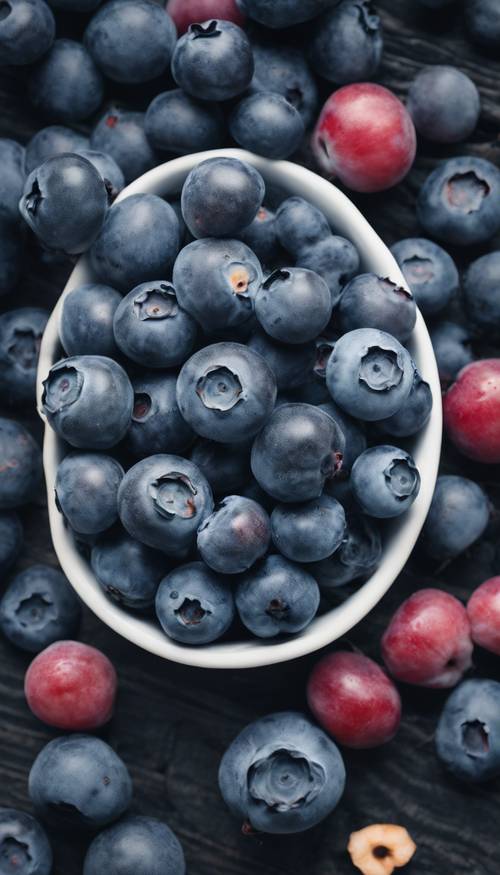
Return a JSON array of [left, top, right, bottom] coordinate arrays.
[[312, 83, 416, 193], [381, 589, 473, 688], [25, 640, 117, 730], [443, 359, 500, 463], [166, 0, 246, 34], [307, 651, 401, 748], [467, 577, 500, 655]]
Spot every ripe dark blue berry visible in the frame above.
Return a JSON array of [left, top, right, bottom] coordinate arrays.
[[28, 39, 104, 122], [311, 1, 383, 84], [0, 417, 42, 509], [91, 532, 167, 610], [83, 816, 185, 875], [250, 43, 318, 127], [0, 808, 52, 875], [90, 108, 158, 184], [230, 92, 304, 160], [127, 372, 194, 460], [436, 679, 500, 783], [391, 237, 458, 315], [242, 0, 333, 28], [351, 445, 421, 518], [60, 284, 122, 358], [0, 0, 55, 66], [145, 89, 226, 155], [464, 251, 500, 332], [0, 138, 26, 222], [0, 564, 81, 651], [271, 494, 346, 563], [24, 125, 89, 174], [337, 273, 416, 342], [430, 321, 474, 384], [172, 19, 253, 101], [156, 560, 234, 644], [197, 495, 271, 573], [0, 307, 48, 405], [421, 475, 489, 560], [55, 452, 124, 535], [181, 157, 265, 240], [255, 267, 332, 344], [311, 513, 382, 589], [407, 65, 480, 143]]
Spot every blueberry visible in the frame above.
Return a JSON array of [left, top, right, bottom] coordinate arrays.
[[351, 445, 420, 518], [464, 251, 500, 332], [310, 1, 383, 84], [76, 150, 125, 200], [219, 710, 345, 833], [465, 0, 500, 49], [127, 372, 194, 460], [0, 0, 54, 65], [337, 273, 416, 342], [91, 532, 167, 610], [376, 367, 432, 437], [0, 510, 22, 576], [42, 355, 134, 450], [276, 196, 331, 255], [310, 513, 382, 588], [417, 156, 500, 246], [172, 19, 253, 102], [25, 125, 89, 174], [436, 679, 500, 783], [0, 417, 41, 509], [0, 564, 81, 651], [249, 43, 318, 128], [29, 39, 104, 123], [182, 157, 264, 240], [326, 328, 414, 421], [83, 815, 185, 875], [20, 154, 108, 255], [173, 238, 262, 333], [0, 138, 26, 222], [230, 92, 304, 160], [90, 194, 180, 291], [236, 554, 320, 638], [271, 494, 346, 563], [118, 454, 213, 555], [90, 108, 158, 185], [60, 284, 122, 358], [113, 281, 197, 369], [29, 735, 132, 830], [248, 331, 316, 390], [242, 0, 333, 28], [55, 452, 124, 535], [0, 217, 22, 295], [429, 321, 474, 384], [251, 402, 344, 502], [0, 307, 48, 405], [407, 66, 480, 144], [145, 89, 226, 155], [255, 267, 332, 344], [422, 474, 490, 561], [189, 439, 250, 495], [390, 237, 458, 315], [155, 560, 234, 644], [317, 400, 366, 471], [177, 342, 276, 443], [239, 207, 281, 267], [197, 495, 270, 574], [0, 808, 52, 875]]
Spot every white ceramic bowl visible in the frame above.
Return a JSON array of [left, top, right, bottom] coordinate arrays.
[[36, 148, 442, 670]]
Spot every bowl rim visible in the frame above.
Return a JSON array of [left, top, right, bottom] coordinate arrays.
[[36, 147, 442, 670]]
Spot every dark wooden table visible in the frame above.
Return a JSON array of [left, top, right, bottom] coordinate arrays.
[[1, 2, 500, 873]]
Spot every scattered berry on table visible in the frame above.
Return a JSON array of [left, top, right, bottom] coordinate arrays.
[[0, 417, 42, 509], [0, 807, 52, 875], [390, 237, 459, 316], [83, 815, 186, 875], [407, 65, 480, 143], [0, 307, 48, 405], [420, 474, 490, 559], [436, 679, 500, 782], [463, 251, 500, 333], [464, 0, 500, 49]]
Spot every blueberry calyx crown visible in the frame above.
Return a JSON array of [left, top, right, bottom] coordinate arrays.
[[133, 284, 178, 321], [461, 720, 489, 757], [444, 171, 490, 212], [190, 20, 221, 40], [149, 472, 197, 520], [384, 458, 420, 500], [379, 276, 413, 301], [42, 364, 83, 413], [248, 746, 326, 812], [261, 269, 291, 290], [24, 178, 43, 216], [358, 345, 404, 392], [175, 597, 211, 626], [314, 339, 334, 378], [8, 327, 41, 369], [357, 1, 380, 35], [196, 366, 245, 412], [132, 393, 152, 421]]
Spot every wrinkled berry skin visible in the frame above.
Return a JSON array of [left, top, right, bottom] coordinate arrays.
[[29, 735, 132, 830], [92, 532, 166, 610], [417, 156, 500, 246], [430, 321, 474, 384], [145, 90, 226, 155], [85, 0, 177, 84], [0, 510, 22, 575], [156, 560, 234, 644], [90, 108, 158, 185], [421, 475, 489, 560], [318, 400, 366, 471], [467, 577, 500, 655], [0, 138, 26, 222], [377, 368, 432, 437], [42, 355, 133, 450], [311, 1, 383, 85], [90, 194, 180, 292], [310, 513, 382, 588], [307, 651, 402, 748], [351, 445, 420, 518], [326, 328, 414, 421], [181, 158, 264, 240], [236, 555, 320, 638], [25, 640, 117, 730], [0, 0, 55, 66], [219, 710, 345, 834], [190, 439, 250, 495], [248, 331, 316, 390], [0, 808, 52, 875], [55, 452, 124, 535], [0, 307, 48, 405], [60, 284, 122, 358], [465, 0, 500, 49], [271, 494, 346, 563], [0, 417, 42, 509], [173, 238, 262, 332], [407, 66, 480, 144], [443, 359, 500, 463], [250, 43, 318, 128], [177, 342, 277, 443], [251, 403, 344, 503], [230, 93, 304, 160], [25, 125, 89, 174], [197, 495, 270, 574], [172, 19, 253, 102], [243, 0, 333, 27], [436, 679, 500, 783], [29, 39, 104, 122], [118, 454, 213, 556], [77, 149, 125, 200], [167, 0, 245, 33], [0, 564, 81, 652], [313, 83, 416, 193], [20, 154, 108, 255], [338, 274, 416, 342], [464, 251, 500, 332], [255, 267, 332, 345], [391, 237, 458, 316], [113, 281, 197, 369], [127, 372, 194, 460], [83, 816, 186, 875]]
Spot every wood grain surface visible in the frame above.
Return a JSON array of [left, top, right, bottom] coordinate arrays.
[[1, 2, 500, 873]]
